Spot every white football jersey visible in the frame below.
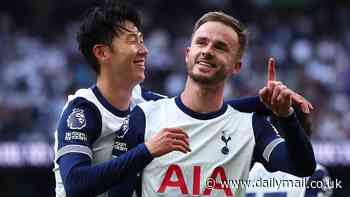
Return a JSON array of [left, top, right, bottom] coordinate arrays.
[[246, 163, 333, 197], [53, 84, 164, 197], [118, 96, 288, 197], [141, 98, 254, 197]]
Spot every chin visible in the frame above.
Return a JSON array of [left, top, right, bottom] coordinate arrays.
[[189, 74, 214, 84], [136, 74, 145, 82], [189, 71, 227, 85], [193, 71, 215, 80]]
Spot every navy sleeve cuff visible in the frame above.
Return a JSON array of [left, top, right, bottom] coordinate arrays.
[[273, 112, 316, 177], [136, 143, 154, 163]]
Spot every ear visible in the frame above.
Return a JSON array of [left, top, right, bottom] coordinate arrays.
[[185, 47, 190, 64], [232, 61, 242, 74], [93, 44, 110, 62]]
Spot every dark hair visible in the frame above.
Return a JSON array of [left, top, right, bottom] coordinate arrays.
[[192, 11, 248, 59], [76, 0, 141, 74]]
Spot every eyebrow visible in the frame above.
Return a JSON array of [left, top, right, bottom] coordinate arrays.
[[119, 26, 139, 34], [195, 36, 230, 49], [119, 26, 143, 38], [215, 40, 229, 49], [195, 36, 206, 41]]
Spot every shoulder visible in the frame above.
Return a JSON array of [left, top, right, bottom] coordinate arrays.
[[129, 97, 173, 127], [137, 97, 174, 115], [63, 96, 101, 120], [59, 97, 102, 140], [64, 87, 102, 112], [226, 104, 253, 116], [67, 88, 95, 102], [131, 84, 168, 106], [119, 99, 172, 144], [55, 96, 103, 160], [223, 106, 254, 132], [226, 105, 253, 124]]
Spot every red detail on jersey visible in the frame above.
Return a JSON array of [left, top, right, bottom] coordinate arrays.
[[157, 164, 189, 194], [203, 166, 234, 196], [157, 164, 234, 196], [193, 166, 201, 195]]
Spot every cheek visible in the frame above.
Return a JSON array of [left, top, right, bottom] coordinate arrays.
[[118, 48, 137, 62], [188, 49, 198, 63], [221, 55, 233, 66]]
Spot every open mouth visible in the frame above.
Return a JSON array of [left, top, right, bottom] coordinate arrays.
[[134, 59, 145, 65], [196, 60, 216, 68]]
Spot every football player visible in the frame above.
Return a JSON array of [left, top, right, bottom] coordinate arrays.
[[114, 12, 316, 197]]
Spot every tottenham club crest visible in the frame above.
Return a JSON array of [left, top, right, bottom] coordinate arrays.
[[221, 131, 231, 155], [67, 108, 86, 130], [116, 115, 130, 138]]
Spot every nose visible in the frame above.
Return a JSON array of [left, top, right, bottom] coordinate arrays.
[[138, 43, 149, 57], [200, 44, 214, 59]]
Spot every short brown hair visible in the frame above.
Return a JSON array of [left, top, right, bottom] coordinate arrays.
[[192, 11, 248, 59]]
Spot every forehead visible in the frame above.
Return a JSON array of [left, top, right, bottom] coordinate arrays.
[[193, 21, 239, 47], [122, 20, 139, 32], [116, 20, 143, 40]]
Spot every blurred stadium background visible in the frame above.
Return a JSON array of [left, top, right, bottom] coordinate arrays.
[[0, 0, 349, 196]]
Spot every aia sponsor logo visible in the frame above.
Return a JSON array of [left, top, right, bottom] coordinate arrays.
[[157, 164, 234, 196]]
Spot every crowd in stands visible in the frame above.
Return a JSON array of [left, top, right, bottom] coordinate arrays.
[[0, 0, 349, 143]]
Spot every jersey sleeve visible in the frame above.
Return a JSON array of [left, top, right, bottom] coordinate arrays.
[[252, 113, 283, 167], [107, 105, 149, 197], [59, 143, 153, 196], [57, 103, 153, 197], [305, 165, 333, 197], [252, 112, 316, 177], [225, 96, 271, 114], [56, 97, 102, 162]]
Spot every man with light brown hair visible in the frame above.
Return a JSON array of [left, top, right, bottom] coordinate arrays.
[[114, 11, 316, 196]]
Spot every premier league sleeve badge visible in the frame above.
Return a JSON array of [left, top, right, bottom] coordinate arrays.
[[67, 108, 87, 130]]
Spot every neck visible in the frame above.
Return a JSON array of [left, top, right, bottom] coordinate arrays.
[[96, 75, 135, 111], [180, 77, 225, 113]]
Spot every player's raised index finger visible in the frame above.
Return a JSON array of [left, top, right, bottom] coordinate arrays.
[[268, 57, 276, 81]]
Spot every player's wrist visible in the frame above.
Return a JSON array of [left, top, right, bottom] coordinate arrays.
[[144, 141, 155, 156], [274, 107, 294, 118], [141, 142, 156, 159]]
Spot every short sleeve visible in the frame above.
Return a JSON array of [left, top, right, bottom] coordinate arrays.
[[56, 97, 102, 161]]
